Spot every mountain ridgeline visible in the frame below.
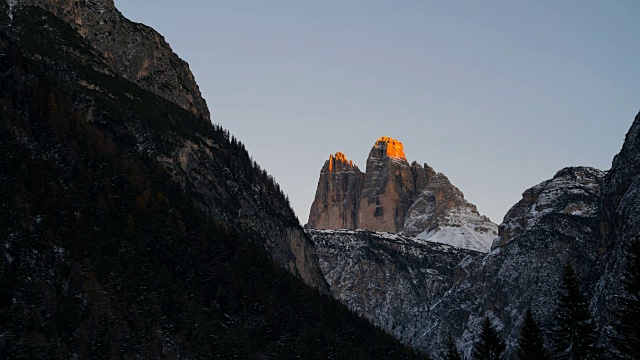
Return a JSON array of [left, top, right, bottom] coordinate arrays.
[[307, 136, 498, 253], [0, 1, 426, 358]]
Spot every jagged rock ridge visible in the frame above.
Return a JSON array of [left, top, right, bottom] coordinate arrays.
[[422, 166, 606, 358], [14, 0, 210, 121], [307, 136, 497, 253], [313, 165, 609, 357], [308, 152, 365, 230]]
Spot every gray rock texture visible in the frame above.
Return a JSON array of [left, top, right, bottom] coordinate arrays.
[[15, 0, 210, 121], [308, 229, 479, 346], [307, 152, 365, 230]]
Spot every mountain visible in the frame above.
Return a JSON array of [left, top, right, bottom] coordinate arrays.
[[307, 136, 497, 252], [0, 2, 425, 358], [307, 152, 365, 230], [16, 0, 210, 121], [593, 111, 640, 349], [12, 0, 327, 292], [422, 166, 606, 358], [308, 114, 640, 358], [308, 229, 480, 347]]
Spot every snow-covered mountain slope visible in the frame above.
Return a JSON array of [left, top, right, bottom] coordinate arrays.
[[420, 166, 606, 358], [308, 229, 481, 349], [497, 167, 603, 248], [409, 205, 497, 252]]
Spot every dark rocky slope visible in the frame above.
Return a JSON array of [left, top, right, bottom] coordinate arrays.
[[8, 0, 326, 291], [593, 112, 640, 348], [0, 2, 426, 358], [15, 0, 210, 121]]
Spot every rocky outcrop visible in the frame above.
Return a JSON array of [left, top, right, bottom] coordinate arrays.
[[309, 113, 640, 357], [358, 137, 415, 233], [307, 136, 497, 252], [307, 152, 365, 230], [421, 166, 606, 358], [497, 167, 602, 248], [14, 0, 210, 121], [402, 171, 496, 252], [593, 112, 640, 345], [160, 140, 329, 292], [308, 229, 479, 346]]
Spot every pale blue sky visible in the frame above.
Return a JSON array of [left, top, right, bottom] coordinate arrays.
[[117, 1, 639, 224]]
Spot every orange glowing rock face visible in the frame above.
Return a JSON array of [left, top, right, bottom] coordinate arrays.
[[328, 152, 352, 172], [376, 136, 406, 160]]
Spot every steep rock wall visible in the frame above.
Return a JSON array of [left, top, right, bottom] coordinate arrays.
[[15, 0, 210, 121]]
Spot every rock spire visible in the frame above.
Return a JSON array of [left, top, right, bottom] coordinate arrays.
[[307, 137, 497, 252]]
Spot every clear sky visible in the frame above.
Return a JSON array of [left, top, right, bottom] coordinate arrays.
[[116, 0, 639, 224]]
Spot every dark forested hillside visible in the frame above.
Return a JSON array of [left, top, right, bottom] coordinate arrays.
[[0, 3, 424, 359]]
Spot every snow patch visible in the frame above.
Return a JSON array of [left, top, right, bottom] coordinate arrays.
[[4, 251, 12, 264], [408, 206, 497, 252], [7, 0, 16, 21], [416, 225, 495, 253]]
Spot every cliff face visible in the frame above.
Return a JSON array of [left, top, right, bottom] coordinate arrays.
[[423, 166, 606, 358], [307, 136, 497, 252], [497, 167, 602, 248], [308, 229, 479, 346], [307, 152, 365, 230], [160, 140, 328, 291], [358, 137, 415, 233], [15, 0, 210, 121], [593, 112, 640, 345]]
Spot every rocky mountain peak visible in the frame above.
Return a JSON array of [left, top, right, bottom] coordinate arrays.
[[307, 152, 365, 230], [14, 0, 210, 121], [324, 152, 358, 173], [372, 136, 407, 161], [497, 166, 604, 248], [308, 137, 497, 252]]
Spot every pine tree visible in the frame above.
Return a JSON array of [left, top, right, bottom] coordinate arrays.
[[516, 308, 547, 360], [551, 262, 599, 359], [473, 316, 505, 360], [444, 333, 463, 360], [613, 238, 640, 359]]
